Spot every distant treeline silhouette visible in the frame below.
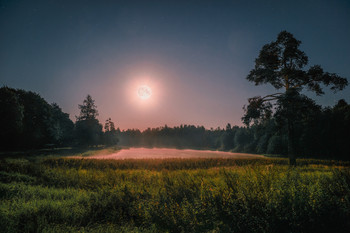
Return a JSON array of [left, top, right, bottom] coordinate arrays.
[[116, 99, 350, 160], [1, 86, 349, 160], [0, 87, 116, 149], [0, 86, 74, 149]]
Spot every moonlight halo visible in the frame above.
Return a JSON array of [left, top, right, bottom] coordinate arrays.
[[137, 85, 152, 100]]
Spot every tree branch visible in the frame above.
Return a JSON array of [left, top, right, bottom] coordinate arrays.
[[290, 82, 308, 89], [262, 97, 278, 102], [262, 93, 283, 100]]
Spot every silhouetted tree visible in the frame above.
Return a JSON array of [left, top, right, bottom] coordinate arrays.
[[75, 95, 102, 146], [103, 118, 119, 146], [243, 31, 348, 165], [254, 119, 276, 154], [233, 127, 254, 152], [221, 123, 235, 150], [76, 95, 99, 121], [50, 103, 74, 146], [274, 89, 321, 157], [0, 87, 24, 149], [321, 99, 350, 159], [0, 86, 75, 149], [17, 89, 54, 148]]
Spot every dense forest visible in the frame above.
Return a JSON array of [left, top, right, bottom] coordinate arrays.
[[0, 86, 74, 149], [0, 86, 116, 150], [117, 96, 350, 160], [1, 86, 349, 160]]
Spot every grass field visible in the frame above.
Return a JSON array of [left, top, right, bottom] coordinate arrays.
[[1, 149, 350, 232]]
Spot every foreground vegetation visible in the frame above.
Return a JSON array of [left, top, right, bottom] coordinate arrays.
[[1, 153, 350, 233]]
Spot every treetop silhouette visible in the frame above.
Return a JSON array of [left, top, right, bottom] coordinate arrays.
[[76, 94, 99, 121], [243, 30, 348, 165]]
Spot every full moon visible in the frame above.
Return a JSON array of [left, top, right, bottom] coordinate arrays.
[[137, 85, 152, 99]]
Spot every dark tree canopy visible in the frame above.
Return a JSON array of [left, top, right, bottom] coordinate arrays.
[[104, 118, 116, 132], [76, 95, 99, 121], [1, 83, 349, 160], [243, 31, 348, 165], [75, 95, 103, 146], [103, 118, 119, 146], [50, 103, 74, 145], [244, 31, 348, 126], [75, 119, 102, 146], [0, 87, 24, 147], [0, 86, 74, 149], [247, 31, 348, 96]]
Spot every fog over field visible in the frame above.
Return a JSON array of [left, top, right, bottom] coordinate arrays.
[[83, 148, 264, 160]]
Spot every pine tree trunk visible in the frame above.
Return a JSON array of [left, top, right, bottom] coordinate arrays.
[[287, 120, 297, 166]]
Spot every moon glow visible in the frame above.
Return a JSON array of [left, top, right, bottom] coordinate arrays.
[[137, 85, 152, 99]]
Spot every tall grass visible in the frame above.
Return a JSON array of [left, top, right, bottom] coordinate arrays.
[[1, 157, 349, 232]]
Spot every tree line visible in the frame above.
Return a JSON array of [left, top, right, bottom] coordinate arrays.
[[0, 85, 349, 160], [0, 87, 117, 150], [115, 98, 349, 160], [1, 31, 348, 162]]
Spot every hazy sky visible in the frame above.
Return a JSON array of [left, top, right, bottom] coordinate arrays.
[[1, 0, 349, 130]]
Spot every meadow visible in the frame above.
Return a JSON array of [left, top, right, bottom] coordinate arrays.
[[0, 149, 350, 233]]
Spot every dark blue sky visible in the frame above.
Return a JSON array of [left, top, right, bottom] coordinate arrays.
[[1, 0, 349, 130]]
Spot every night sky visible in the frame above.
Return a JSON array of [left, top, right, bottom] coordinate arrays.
[[1, 0, 349, 130]]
